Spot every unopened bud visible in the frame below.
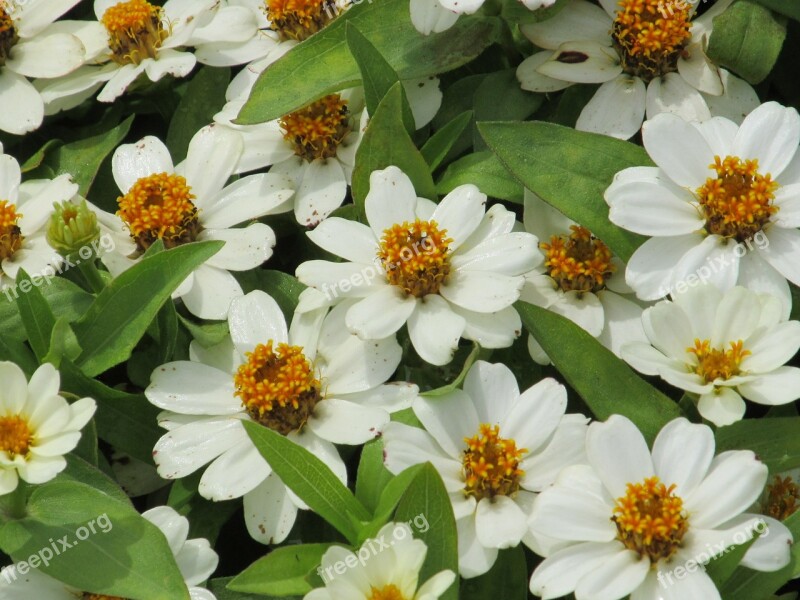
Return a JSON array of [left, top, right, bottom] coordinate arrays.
[[46, 199, 100, 257]]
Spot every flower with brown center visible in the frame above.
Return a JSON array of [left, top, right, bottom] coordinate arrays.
[[763, 475, 800, 522], [0, 4, 19, 67], [0, 200, 23, 264], [265, 0, 338, 41], [462, 424, 526, 500], [280, 94, 352, 162], [0, 414, 32, 459], [378, 220, 452, 298], [540, 225, 615, 293], [687, 339, 750, 384], [101, 0, 169, 66]]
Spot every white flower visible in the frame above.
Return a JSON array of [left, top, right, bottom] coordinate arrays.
[[517, 0, 759, 139], [215, 72, 442, 226], [605, 101, 800, 317], [0, 0, 89, 134], [0, 362, 96, 495], [307, 522, 456, 600], [102, 125, 294, 320], [520, 190, 646, 364], [383, 361, 589, 577], [410, 0, 556, 35], [621, 284, 800, 426], [297, 166, 541, 365], [528, 415, 793, 600], [0, 147, 78, 291], [0, 505, 218, 600], [147, 290, 417, 544], [37, 0, 232, 110]]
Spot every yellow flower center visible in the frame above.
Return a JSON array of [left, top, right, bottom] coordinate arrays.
[[764, 475, 799, 521], [280, 94, 352, 162], [234, 342, 321, 435], [613, 476, 688, 562], [0, 200, 23, 263], [265, 0, 338, 41], [612, 0, 692, 81], [116, 172, 201, 253], [687, 339, 750, 383], [0, 415, 32, 458], [101, 0, 169, 66], [378, 220, 452, 298], [697, 156, 779, 241], [540, 225, 616, 294], [368, 585, 406, 600], [83, 594, 127, 600], [0, 4, 18, 67], [462, 424, 526, 500]]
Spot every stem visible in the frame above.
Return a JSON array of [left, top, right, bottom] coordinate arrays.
[[78, 259, 106, 294], [1, 480, 28, 521]]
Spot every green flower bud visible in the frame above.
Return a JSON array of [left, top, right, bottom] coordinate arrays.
[[46, 199, 100, 257]]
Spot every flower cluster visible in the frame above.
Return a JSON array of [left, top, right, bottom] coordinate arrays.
[[0, 0, 799, 599]]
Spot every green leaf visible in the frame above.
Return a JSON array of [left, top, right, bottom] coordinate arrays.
[[707, 0, 787, 84], [243, 421, 371, 544], [715, 417, 800, 473], [706, 533, 758, 589], [58, 454, 130, 505], [753, 0, 800, 21], [478, 121, 651, 261], [421, 110, 473, 171], [21, 139, 61, 173], [178, 315, 230, 348], [43, 115, 134, 196], [42, 317, 82, 368], [472, 69, 542, 150], [155, 300, 179, 363], [166, 66, 231, 163], [359, 463, 425, 541], [72, 241, 223, 377], [355, 438, 395, 514], [345, 22, 414, 130], [461, 547, 528, 599], [210, 577, 273, 599], [228, 543, 333, 596], [436, 151, 523, 203], [351, 82, 436, 209], [15, 268, 57, 361], [59, 361, 163, 464], [422, 342, 480, 397], [516, 301, 681, 442], [0, 481, 189, 600], [394, 463, 458, 600], [237, 0, 499, 123], [0, 337, 38, 377]]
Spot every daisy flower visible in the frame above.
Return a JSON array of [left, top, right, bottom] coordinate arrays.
[[383, 361, 589, 577], [307, 522, 456, 600], [528, 415, 792, 600], [0, 505, 218, 600], [605, 101, 800, 316], [0, 362, 96, 495], [410, 0, 556, 35], [296, 166, 541, 365], [37, 0, 240, 109], [146, 290, 417, 544], [520, 190, 646, 363], [0, 0, 90, 134], [516, 0, 759, 139], [102, 125, 294, 320], [0, 144, 79, 292], [621, 284, 800, 426], [215, 73, 442, 226]]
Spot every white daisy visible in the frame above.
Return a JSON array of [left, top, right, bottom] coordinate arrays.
[[520, 190, 647, 364], [0, 505, 218, 600], [0, 0, 90, 134], [410, 0, 556, 35], [147, 290, 417, 544], [528, 415, 793, 600], [0, 145, 79, 292], [297, 166, 541, 365], [383, 361, 589, 577], [0, 362, 96, 495], [37, 0, 233, 110], [307, 522, 456, 600], [102, 125, 294, 320], [516, 0, 759, 139], [215, 71, 443, 226], [605, 101, 800, 316], [621, 284, 800, 427]]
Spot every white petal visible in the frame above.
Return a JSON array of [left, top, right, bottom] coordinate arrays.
[[759, 226, 800, 287], [529, 542, 625, 599], [409, 0, 459, 35], [407, 295, 466, 366], [732, 101, 800, 177], [645, 72, 711, 123], [607, 180, 702, 236], [413, 389, 479, 458], [199, 438, 271, 499], [463, 360, 519, 424], [7, 33, 85, 78], [182, 125, 243, 204], [440, 270, 522, 312], [677, 47, 724, 95], [517, 52, 572, 93], [144, 48, 197, 81], [475, 496, 527, 548], [737, 367, 800, 405], [0, 70, 44, 135], [243, 474, 298, 544], [576, 75, 646, 140], [710, 286, 762, 347], [228, 289, 288, 353], [652, 418, 714, 497], [548, 291, 605, 337], [537, 41, 621, 84], [641, 113, 715, 187], [365, 166, 418, 238], [431, 184, 486, 249], [146, 362, 239, 415], [345, 286, 417, 339], [306, 217, 378, 264], [520, 0, 612, 50], [180, 265, 243, 320], [624, 234, 702, 301], [307, 399, 388, 444], [586, 415, 654, 498], [294, 159, 348, 227], [703, 69, 759, 125], [200, 224, 275, 271], [573, 546, 649, 600], [112, 137, 174, 194]]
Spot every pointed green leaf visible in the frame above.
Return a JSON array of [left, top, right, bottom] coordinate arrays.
[[228, 543, 333, 596]]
